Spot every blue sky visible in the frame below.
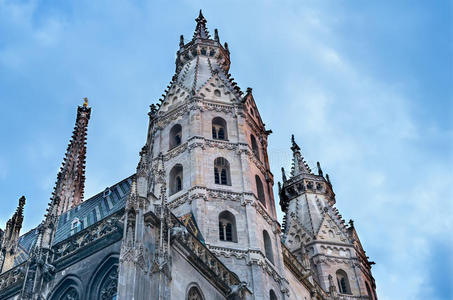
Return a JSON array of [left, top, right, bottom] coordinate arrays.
[[0, 0, 452, 299]]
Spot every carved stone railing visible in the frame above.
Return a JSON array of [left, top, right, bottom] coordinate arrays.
[[170, 214, 242, 295], [282, 245, 329, 299], [282, 245, 310, 283], [0, 262, 26, 295], [338, 295, 370, 300], [52, 210, 123, 265]]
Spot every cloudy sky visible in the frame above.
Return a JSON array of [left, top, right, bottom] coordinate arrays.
[[0, 0, 452, 299]]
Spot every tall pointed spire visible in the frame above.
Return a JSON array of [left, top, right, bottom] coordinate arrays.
[[290, 135, 312, 176], [53, 99, 91, 215], [0, 196, 26, 272], [193, 10, 210, 40]]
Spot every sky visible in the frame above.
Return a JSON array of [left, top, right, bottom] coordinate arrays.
[[0, 0, 452, 299]]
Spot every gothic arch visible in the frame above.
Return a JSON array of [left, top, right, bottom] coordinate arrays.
[[169, 164, 184, 195], [263, 230, 274, 264], [250, 134, 260, 160], [214, 157, 231, 186], [255, 175, 266, 207], [336, 269, 352, 294], [365, 281, 373, 299], [270, 289, 278, 300], [185, 282, 205, 300], [87, 254, 120, 300], [49, 275, 83, 300], [218, 210, 237, 242], [212, 117, 228, 140], [169, 124, 182, 149]]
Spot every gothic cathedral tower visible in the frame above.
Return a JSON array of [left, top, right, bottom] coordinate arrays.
[[279, 136, 377, 299], [139, 11, 287, 299]]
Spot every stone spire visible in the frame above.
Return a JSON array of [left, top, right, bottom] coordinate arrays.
[[193, 10, 210, 40], [290, 135, 312, 176], [3, 196, 25, 250], [54, 99, 91, 215], [0, 196, 25, 272]]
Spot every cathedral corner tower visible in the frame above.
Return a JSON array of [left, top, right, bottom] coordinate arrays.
[[279, 135, 378, 299]]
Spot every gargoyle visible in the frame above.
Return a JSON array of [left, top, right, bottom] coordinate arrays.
[[227, 281, 247, 300], [170, 225, 188, 242]]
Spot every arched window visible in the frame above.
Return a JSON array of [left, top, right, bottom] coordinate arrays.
[[50, 278, 81, 300], [218, 211, 237, 242], [169, 124, 182, 149], [99, 266, 118, 300], [336, 269, 352, 294], [270, 289, 278, 300], [187, 286, 203, 300], [365, 282, 373, 299], [255, 175, 266, 207], [169, 164, 183, 195], [250, 134, 260, 160], [87, 256, 119, 300], [60, 287, 79, 300], [212, 117, 228, 140], [214, 157, 231, 186], [263, 230, 274, 264]]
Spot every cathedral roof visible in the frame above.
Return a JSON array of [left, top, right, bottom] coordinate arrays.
[[13, 228, 39, 266], [52, 175, 133, 245]]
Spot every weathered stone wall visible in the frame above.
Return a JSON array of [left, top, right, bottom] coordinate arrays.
[[45, 241, 121, 299]]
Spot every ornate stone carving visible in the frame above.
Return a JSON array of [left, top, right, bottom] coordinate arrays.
[[0, 263, 25, 291], [100, 266, 118, 300], [53, 212, 122, 261]]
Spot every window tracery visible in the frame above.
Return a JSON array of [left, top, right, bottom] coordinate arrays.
[[218, 211, 237, 242], [214, 157, 231, 186], [99, 266, 119, 300], [61, 287, 79, 300], [212, 117, 227, 140], [170, 164, 184, 195], [187, 286, 203, 300]]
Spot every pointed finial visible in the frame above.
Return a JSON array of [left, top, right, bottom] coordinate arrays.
[[317, 161, 323, 177], [326, 174, 331, 184], [83, 97, 88, 107], [281, 167, 287, 182], [16, 196, 26, 216], [349, 219, 354, 228], [291, 134, 300, 152], [224, 42, 229, 51], [198, 9, 204, 19], [214, 28, 219, 42], [193, 9, 210, 39], [180, 35, 184, 48]]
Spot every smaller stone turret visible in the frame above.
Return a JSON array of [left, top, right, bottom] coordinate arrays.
[[0, 196, 26, 273], [279, 135, 377, 298]]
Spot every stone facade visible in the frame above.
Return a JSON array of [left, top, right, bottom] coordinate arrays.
[[0, 11, 377, 300]]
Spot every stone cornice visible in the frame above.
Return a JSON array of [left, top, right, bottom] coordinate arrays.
[[311, 253, 359, 267], [0, 262, 26, 298], [52, 210, 124, 270], [306, 239, 355, 250]]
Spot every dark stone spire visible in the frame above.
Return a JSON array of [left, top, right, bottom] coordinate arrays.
[[179, 35, 184, 48], [317, 161, 323, 177], [281, 167, 287, 182], [0, 196, 26, 272], [214, 28, 220, 42], [53, 98, 91, 215], [193, 10, 210, 40], [290, 135, 312, 176]]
